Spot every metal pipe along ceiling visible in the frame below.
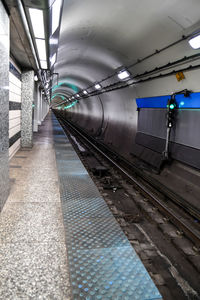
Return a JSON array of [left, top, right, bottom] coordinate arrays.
[[52, 0, 200, 103]]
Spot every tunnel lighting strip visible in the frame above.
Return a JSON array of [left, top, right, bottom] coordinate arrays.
[[63, 100, 78, 109], [53, 98, 74, 108], [64, 52, 200, 102], [51, 93, 66, 101], [64, 63, 200, 102], [52, 81, 79, 93], [100, 63, 200, 95], [52, 30, 200, 105], [64, 30, 200, 101]]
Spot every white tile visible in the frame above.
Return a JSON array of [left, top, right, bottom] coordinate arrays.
[[9, 72, 21, 88], [9, 110, 21, 119], [9, 81, 21, 96], [9, 139, 21, 159], [9, 124, 20, 138], [9, 117, 20, 130], [9, 90, 21, 102]]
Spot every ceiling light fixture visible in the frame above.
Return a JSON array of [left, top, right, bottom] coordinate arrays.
[[117, 69, 131, 80], [52, 0, 62, 35], [189, 34, 200, 49], [35, 39, 47, 60], [40, 60, 47, 69], [83, 90, 88, 95], [76, 94, 80, 97], [51, 53, 57, 66], [49, 37, 58, 45], [29, 8, 45, 39], [95, 83, 102, 90]]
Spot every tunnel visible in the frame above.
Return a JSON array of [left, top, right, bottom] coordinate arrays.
[[0, 0, 200, 299], [52, 0, 200, 210]]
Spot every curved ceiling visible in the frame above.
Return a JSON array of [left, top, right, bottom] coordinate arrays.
[[52, 0, 200, 106]]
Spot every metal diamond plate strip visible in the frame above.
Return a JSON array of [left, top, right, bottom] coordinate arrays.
[[52, 115, 162, 300], [61, 196, 113, 218], [68, 247, 161, 300]]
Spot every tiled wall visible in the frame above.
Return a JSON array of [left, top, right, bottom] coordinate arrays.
[[9, 63, 22, 159]]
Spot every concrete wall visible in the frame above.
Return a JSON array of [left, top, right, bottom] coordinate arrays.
[[0, 1, 10, 211], [21, 70, 34, 148], [61, 39, 200, 169]]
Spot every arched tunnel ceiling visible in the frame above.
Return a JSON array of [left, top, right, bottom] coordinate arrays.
[[52, 0, 200, 106]]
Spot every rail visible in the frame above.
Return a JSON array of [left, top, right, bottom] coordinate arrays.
[[55, 113, 200, 249]]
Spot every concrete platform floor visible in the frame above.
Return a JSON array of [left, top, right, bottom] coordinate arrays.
[[0, 115, 71, 299]]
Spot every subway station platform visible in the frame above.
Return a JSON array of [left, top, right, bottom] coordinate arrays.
[[0, 113, 162, 300]]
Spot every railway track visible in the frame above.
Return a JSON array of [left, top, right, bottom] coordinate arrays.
[[55, 113, 200, 250]]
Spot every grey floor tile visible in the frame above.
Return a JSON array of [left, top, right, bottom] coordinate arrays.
[[0, 241, 71, 299], [0, 202, 65, 243]]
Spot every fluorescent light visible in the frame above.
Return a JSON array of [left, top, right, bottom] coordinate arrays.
[[189, 34, 200, 49], [36, 39, 47, 60], [76, 94, 80, 97], [95, 83, 102, 90], [40, 60, 47, 69], [49, 37, 58, 45], [118, 70, 131, 80], [34, 75, 38, 81], [29, 8, 45, 38], [52, 0, 62, 35], [51, 53, 57, 66], [83, 90, 88, 95]]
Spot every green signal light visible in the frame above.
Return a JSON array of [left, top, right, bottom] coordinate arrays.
[[169, 104, 175, 109]]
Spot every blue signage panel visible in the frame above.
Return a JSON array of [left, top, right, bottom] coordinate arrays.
[[136, 93, 200, 108]]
